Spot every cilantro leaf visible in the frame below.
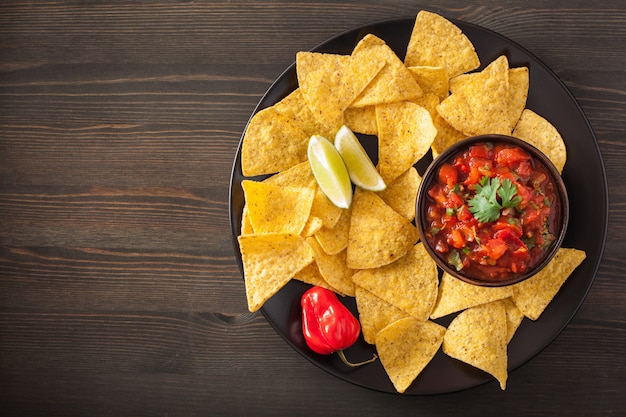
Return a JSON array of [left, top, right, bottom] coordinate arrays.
[[468, 176, 522, 223]]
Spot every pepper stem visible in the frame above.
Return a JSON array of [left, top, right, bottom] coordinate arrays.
[[336, 349, 378, 367]]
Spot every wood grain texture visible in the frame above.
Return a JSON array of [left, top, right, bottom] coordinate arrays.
[[1, 1, 625, 416]]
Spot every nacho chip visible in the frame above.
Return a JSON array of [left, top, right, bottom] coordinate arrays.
[[343, 105, 378, 135], [512, 108, 567, 173], [430, 111, 468, 158], [351, 34, 423, 107], [404, 10, 480, 77], [376, 101, 436, 184], [430, 272, 514, 319], [238, 233, 314, 312], [296, 51, 384, 132], [264, 160, 316, 188], [242, 180, 314, 235], [273, 88, 332, 139], [346, 189, 419, 269], [502, 297, 524, 344], [354, 286, 409, 345], [314, 205, 351, 255], [376, 317, 446, 393], [310, 185, 344, 228], [437, 55, 512, 136], [306, 237, 355, 297], [378, 166, 421, 222], [301, 215, 323, 237], [351, 243, 438, 320], [510, 248, 586, 320], [241, 106, 310, 176], [293, 262, 339, 293], [443, 300, 508, 390], [240, 205, 254, 235], [408, 66, 449, 100]]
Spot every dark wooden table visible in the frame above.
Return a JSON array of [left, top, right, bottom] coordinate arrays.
[[1, 1, 624, 416]]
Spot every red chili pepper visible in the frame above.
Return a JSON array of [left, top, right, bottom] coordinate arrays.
[[301, 286, 377, 367]]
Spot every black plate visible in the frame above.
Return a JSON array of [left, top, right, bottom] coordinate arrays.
[[229, 16, 608, 394]]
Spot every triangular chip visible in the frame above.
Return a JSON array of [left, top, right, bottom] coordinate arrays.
[[354, 286, 409, 345], [430, 110, 468, 158], [376, 317, 446, 393], [351, 243, 438, 320], [404, 10, 480, 77], [376, 101, 436, 183], [314, 205, 351, 255], [238, 233, 314, 312], [301, 215, 323, 237], [443, 300, 508, 390], [437, 55, 511, 136], [430, 272, 514, 319], [241, 106, 310, 176], [408, 66, 449, 100], [377, 166, 421, 222], [293, 262, 340, 293], [264, 160, 316, 188], [502, 297, 524, 344], [512, 108, 567, 173], [346, 189, 419, 269], [510, 248, 586, 320], [296, 51, 384, 132], [306, 237, 355, 297], [242, 180, 314, 235], [351, 34, 423, 107], [273, 88, 332, 139], [343, 105, 378, 135]]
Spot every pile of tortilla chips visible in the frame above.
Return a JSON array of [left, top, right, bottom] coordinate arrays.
[[237, 10, 585, 393]]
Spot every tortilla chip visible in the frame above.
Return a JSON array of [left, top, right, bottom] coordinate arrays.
[[273, 88, 332, 139], [502, 297, 524, 344], [404, 10, 480, 77], [346, 189, 419, 269], [238, 233, 314, 312], [241, 106, 310, 176], [264, 160, 316, 188], [293, 262, 340, 293], [296, 51, 384, 132], [376, 317, 446, 393], [310, 185, 344, 228], [430, 111, 468, 158], [242, 180, 314, 235], [408, 66, 449, 100], [430, 272, 514, 319], [306, 237, 355, 297], [443, 300, 508, 390], [437, 55, 512, 136], [355, 286, 409, 345], [301, 215, 323, 237], [377, 167, 421, 221], [376, 101, 436, 184], [351, 243, 438, 321], [343, 105, 378, 135], [512, 108, 567, 173], [510, 248, 586, 320], [314, 205, 351, 255], [240, 205, 254, 235]]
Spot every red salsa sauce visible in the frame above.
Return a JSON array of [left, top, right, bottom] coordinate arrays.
[[424, 141, 560, 281]]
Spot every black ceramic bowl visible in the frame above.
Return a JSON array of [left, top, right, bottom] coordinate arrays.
[[416, 134, 569, 287]]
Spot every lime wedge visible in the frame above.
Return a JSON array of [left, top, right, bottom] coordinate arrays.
[[334, 125, 386, 191], [308, 135, 353, 209]]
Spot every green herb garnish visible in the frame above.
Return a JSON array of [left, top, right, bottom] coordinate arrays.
[[468, 176, 523, 223]]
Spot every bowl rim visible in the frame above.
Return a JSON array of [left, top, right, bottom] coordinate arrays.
[[416, 134, 570, 287]]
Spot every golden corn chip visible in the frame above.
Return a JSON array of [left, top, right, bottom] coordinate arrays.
[[376, 317, 446, 393], [355, 286, 408, 345], [512, 108, 567, 173], [241, 106, 310, 176], [408, 66, 449, 100], [502, 297, 525, 344], [240, 205, 254, 235], [273, 88, 333, 139], [376, 101, 436, 184], [430, 272, 514, 319], [510, 248, 586, 320], [430, 111, 468, 158], [293, 262, 340, 293], [405, 10, 480, 77], [314, 205, 351, 255], [437, 55, 511, 136], [306, 237, 355, 297], [409, 92, 440, 117], [310, 185, 344, 228], [238, 233, 314, 312], [351, 34, 423, 107], [242, 180, 314, 235], [296, 51, 384, 132], [301, 215, 323, 237], [264, 161, 315, 188], [351, 243, 438, 321], [378, 167, 421, 221], [343, 105, 378, 135], [346, 189, 419, 269], [443, 300, 508, 390]]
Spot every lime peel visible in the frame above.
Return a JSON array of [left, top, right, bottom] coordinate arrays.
[[308, 135, 353, 209], [334, 125, 386, 192]]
